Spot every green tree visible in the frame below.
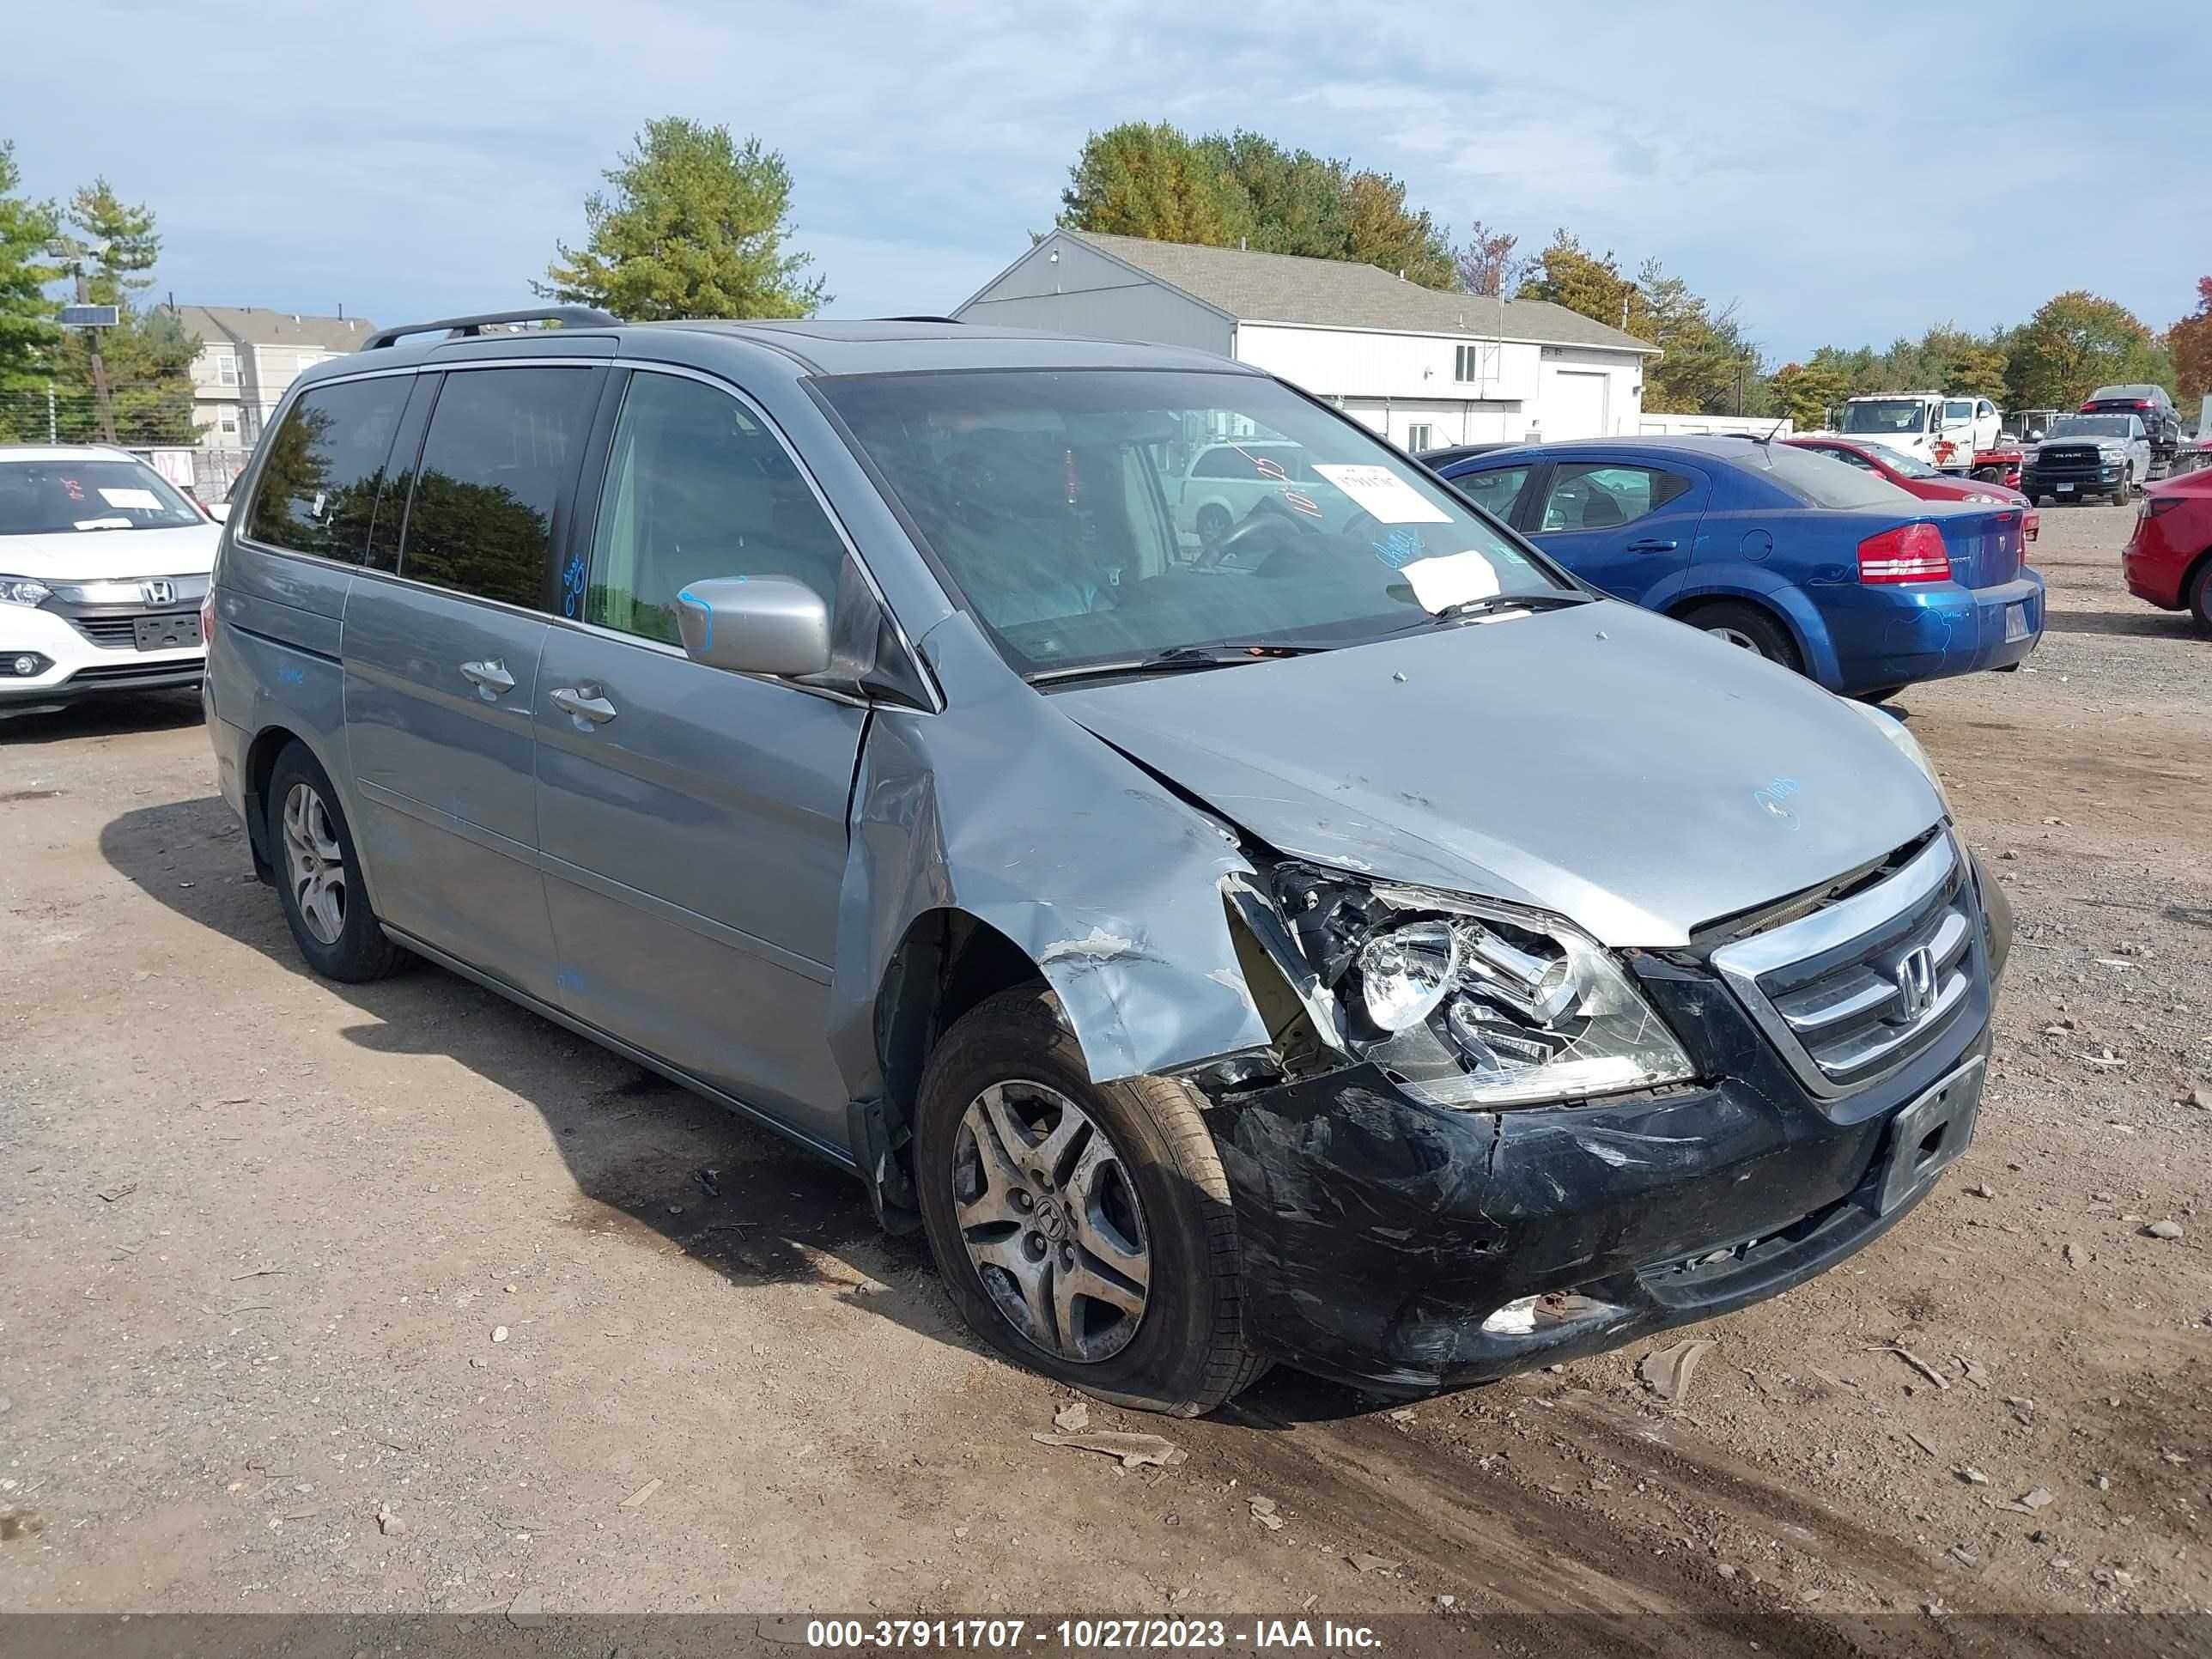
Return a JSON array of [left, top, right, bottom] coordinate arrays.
[[2003, 290, 2171, 409], [1768, 360, 1851, 430], [537, 118, 829, 320], [1059, 124, 1456, 289], [1060, 122, 1246, 247], [45, 176, 193, 445], [1635, 259, 1766, 415], [2166, 277, 2212, 404], [0, 141, 61, 441]]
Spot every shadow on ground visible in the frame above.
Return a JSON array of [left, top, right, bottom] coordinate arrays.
[[2041, 607, 2203, 640], [0, 690, 205, 745], [96, 793, 1387, 1423]]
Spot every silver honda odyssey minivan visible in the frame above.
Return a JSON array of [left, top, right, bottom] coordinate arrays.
[[204, 310, 2010, 1414]]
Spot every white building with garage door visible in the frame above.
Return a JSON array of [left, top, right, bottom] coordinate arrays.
[[955, 230, 1658, 450]]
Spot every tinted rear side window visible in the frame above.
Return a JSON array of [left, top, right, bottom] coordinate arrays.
[[400, 368, 599, 610], [246, 377, 410, 562], [1747, 444, 1917, 510]]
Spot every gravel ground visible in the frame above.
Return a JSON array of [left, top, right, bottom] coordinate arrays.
[[0, 500, 2206, 1635]]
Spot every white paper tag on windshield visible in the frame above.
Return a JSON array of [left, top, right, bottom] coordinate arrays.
[[1310, 463, 1450, 524], [97, 487, 161, 510], [1402, 551, 1502, 612]]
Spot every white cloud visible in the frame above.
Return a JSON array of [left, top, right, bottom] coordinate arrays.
[[10, 0, 2206, 355]]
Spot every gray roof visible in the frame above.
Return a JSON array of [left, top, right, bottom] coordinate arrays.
[[1058, 230, 1658, 355], [172, 305, 376, 352]]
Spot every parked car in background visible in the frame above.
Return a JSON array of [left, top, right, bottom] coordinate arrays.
[[1176, 438, 1339, 549], [1833, 392, 1998, 473], [204, 310, 2009, 1413], [2081, 384, 2181, 478], [2022, 414, 2150, 504], [1786, 434, 2039, 541], [0, 444, 218, 708], [1431, 436, 2042, 700], [2122, 468, 2212, 629]]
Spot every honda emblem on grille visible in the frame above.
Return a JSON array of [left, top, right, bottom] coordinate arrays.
[[1894, 945, 1938, 1020], [141, 580, 176, 605]]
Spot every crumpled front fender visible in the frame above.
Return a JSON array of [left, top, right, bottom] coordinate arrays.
[[827, 614, 1278, 1110]]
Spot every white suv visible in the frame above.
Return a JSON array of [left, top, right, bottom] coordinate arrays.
[[0, 446, 219, 708]]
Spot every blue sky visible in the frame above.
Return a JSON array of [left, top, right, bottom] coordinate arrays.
[[11, 1, 2208, 362]]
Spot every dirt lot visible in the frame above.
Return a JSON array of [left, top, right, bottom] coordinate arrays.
[[2, 501, 2208, 1641]]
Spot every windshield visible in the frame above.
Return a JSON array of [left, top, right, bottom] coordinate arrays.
[[1857, 441, 1939, 478], [818, 369, 1570, 677], [2051, 416, 2134, 439], [0, 458, 204, 535], [1838, 399, 1930, 436]]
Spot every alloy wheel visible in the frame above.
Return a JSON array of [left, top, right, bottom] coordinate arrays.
[[951, 1080, 1151, 1363], [281, 781, 348, 946], [1707, 625, 1760, 652]]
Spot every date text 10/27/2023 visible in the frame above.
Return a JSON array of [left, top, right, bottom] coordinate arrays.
[[805, 1619, 1383, 1651]]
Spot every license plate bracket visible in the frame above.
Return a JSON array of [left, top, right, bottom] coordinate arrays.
[[1877, 1057, 1984, 1216], [133, 612, 203, 651]]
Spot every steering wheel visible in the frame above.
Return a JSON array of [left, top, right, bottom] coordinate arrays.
[[1194, 507, 1304, 568]]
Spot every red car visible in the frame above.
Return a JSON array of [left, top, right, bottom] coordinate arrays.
[[1789, 434, 2039, 543], [2123, 468, 2212, 629]]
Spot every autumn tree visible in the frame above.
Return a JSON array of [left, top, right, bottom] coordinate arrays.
[[2170, 277, 2212, 404], [1515, 230, 1643, 331], [1454, 219, 1520, 297], [1060, 122, 1243, 248], [537, 118, 828, 320], [2004, 290, 2171, 410]]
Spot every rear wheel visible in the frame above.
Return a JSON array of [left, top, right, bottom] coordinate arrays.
[[266, 741, 406, 982], [2189, 561, 2212, 634], [914, 986, 1264, 1416], [1684, 600, 1803, 673]]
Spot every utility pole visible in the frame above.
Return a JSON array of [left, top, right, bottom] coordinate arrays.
[[46, 382, 56, 444], [50, 240, 120, 445], [74, 270, 116, 445]]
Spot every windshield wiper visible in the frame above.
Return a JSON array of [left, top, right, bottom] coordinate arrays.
[[1028, 640, 1328, 685], [1382, 591, 1593, 634]]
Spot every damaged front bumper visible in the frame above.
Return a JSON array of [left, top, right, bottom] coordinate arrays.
[[1199, 852, 2010, 1398]]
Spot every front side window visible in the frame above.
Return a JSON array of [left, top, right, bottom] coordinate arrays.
[[817, 368, 1568, 678], [246, 376, 410, 562], [586, 370, 848, 643], [1943, 400, 1974, 424], [1838, 399, 1929, 435], [0, 457, 205, 536], [400, 368, 598, 610], [1450, 464, 1533, 520], [1537, 465, 1692, 532]]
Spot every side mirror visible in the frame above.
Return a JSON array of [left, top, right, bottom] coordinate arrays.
[[207, 501, 230, 523], [674, 576, 831, 678]]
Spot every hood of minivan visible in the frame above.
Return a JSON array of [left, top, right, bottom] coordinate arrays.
[[0, 522, 219, 581], [1053, 600, 1944, 948]]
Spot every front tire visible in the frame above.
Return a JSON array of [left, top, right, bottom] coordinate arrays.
[[1684, 600, 1803, 674], [914, 987, 1264, 1416], [266, 741, 406, 982]]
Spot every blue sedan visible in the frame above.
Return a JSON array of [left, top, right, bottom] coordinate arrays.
[[1435, 436, 2045, 698]]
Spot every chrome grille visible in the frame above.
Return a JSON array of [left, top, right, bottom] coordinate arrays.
[[1712, 834, 1981, 1098]]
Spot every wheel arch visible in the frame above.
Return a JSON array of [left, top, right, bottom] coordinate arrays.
[[1662, 577, 1838, 687], [872, 907, 1048, 1135], [242, 721, 309, 884]]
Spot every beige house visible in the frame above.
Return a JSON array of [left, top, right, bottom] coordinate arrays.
[[172, 306, 377, 448]]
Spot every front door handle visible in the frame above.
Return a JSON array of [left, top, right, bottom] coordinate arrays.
[[459, 658, 515, 699], [550, 685, 617, 728], [1625, 538, 1678, 553]]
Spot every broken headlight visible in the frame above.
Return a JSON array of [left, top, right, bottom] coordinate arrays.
[[1281, 868, 1694, 1109]]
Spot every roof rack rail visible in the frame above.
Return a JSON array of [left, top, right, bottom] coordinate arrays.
[[878, 314, 963, 324], [362, 307, 617, 350]]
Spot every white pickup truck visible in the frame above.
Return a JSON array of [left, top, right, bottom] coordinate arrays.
[[1832, 392, 2001, 474]]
